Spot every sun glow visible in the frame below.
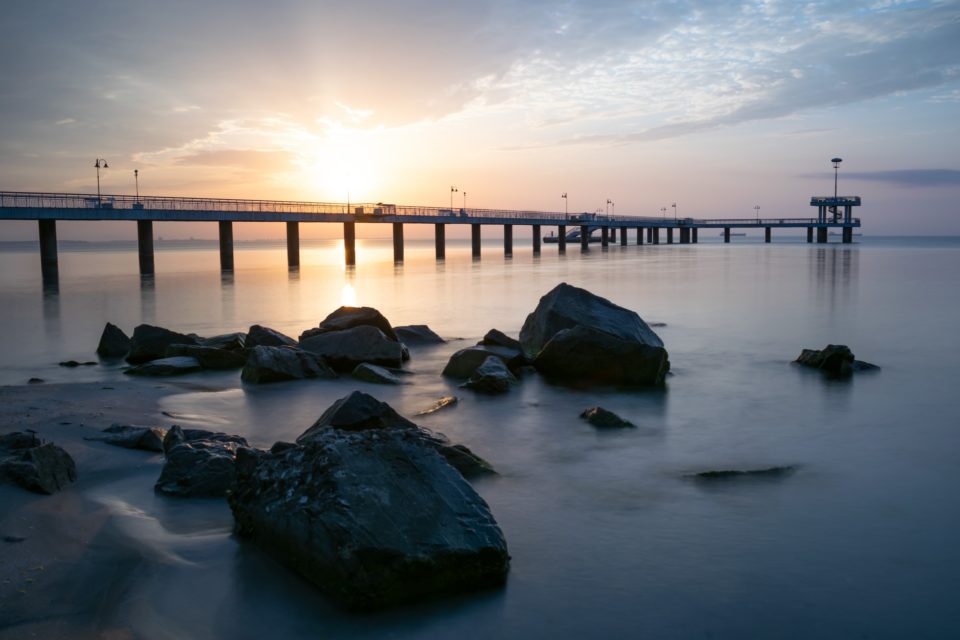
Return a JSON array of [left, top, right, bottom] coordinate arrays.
[[298, 123, 382, 202], [341, 282, 357, 307]]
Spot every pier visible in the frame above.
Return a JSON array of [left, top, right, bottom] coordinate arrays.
[[0, 191, 861, 281]]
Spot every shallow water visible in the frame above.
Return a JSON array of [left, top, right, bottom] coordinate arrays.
[[2, 236, 960, 638]]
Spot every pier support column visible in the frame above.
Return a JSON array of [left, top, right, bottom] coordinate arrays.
[[137, 220, 155, 275], [601, 226, 609, 247], [435, 223, 446, 259], [817, 227, 828, 243], [392, 222, 404, 262], [637, 227, 644, 245], [653, 228, 660, 244], [504, 224, 513, 256], [724, 227, 731, 243], [667, 228, 674, 244], [692, 228, 698, 243], [620, 228, 628, 246], [532, 225, 541, 254], [647, 228, 653, 243], [558, 225, 566, 253], [609, 228, 616, 243], [286, 222, 300, 267], [38, 219, 58, 282], [807, 227, 814, 243], [580, 225, 589, 251], [344, 222, 356, 266], [765, 227, 772, 243], [219, 221, 234, 271], [471, 224, 481, 258], [842, 227, 853, 244]]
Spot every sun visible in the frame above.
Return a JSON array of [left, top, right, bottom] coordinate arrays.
[[298, 124, 381, 203]]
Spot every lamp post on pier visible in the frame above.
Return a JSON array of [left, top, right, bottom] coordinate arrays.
[[672, 202, 677, 220], [450, 186, 458, 210], [94, 158, 108, 205], [832, 157, 842, 199], [606, 199, 612, 216], [660, 206, 667, 219], [562, 192, 568, 218], [463, 191, 467, 211], [134, 169, 140, 203], [754, 204, 760, 221]]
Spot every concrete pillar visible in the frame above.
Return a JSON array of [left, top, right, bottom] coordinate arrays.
[[137, 220, 155, 275], [344, 222, 356, 266], [637, 227, 644, 245], [647, 228, 653, 243], [807, 227, 814, 243], [842, 227, 853, 244], [558, 225, 566, 253], [435, 223, 445, 259], [765, 227, 772, 243], [620, 228, 628, 246], [471, 224, 481, 258], [724, 227, 731, 243], [692, 228, 698, 243], [504, 224, 513, 256], [219, 221, 234, 271], [667, 228, 674, 244], [286, 221, 300, 267], [601, 226, 609, 247], [532, 224, 541, 254], [38, 219, 58, 282], [678, 227, 688, 244], [392, 222, 404, 262], [609, 227, 616, 243], [653, 228, 660, 245], [580, 225, 589, 251], [817, 227, 828, 243]]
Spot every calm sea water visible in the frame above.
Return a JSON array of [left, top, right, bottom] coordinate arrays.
[[1, 236, 959, 638]]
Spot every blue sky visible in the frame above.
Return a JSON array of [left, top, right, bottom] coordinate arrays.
[[1, 0, 958, 238]]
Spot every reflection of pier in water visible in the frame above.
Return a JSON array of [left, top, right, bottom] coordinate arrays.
[[1, 191, 862, 285], [810, 247, 858, 315]]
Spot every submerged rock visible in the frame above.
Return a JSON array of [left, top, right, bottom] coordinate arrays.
[[414, 396, 459, 416], [442, 345, 526, 379], [155, 425, 250, 497], [58, 360, 97, 367], [126, 324, 201, 364], [300, 325, 404, 372], [691, 465, 798, 481], [86, 424, 167, 452], [124, 356, 202, 376], [0, 431, 77, 495], [520, 283, 669, 386], [461, 356, 517, 394], [96, 322, 131, 358], [300, 306, 400, 342], [395, 324, 445, 345], [230, 391, 507, 610], [352, 363, 406, 385], [245, 324, 298, 349], [795, 344, 879, 376], [579, 407, 635, 429], [166, 344, 247, 369], [241, 345, 337, 384]]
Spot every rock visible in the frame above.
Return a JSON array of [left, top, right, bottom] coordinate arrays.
[[166, 344, 247, 369], [442, 345, 527, 379], [86, 424, 167, 452], [200, 332, 247, 351], [162, 425, 249, 455], [126, 324, 201, 364], [300, 325, 404, 372], [691, 465, 798, 481], [395, 324, 445, 345], [28, 377, 44, 384], [300, 306, 399, 342], [533, 326, 669, 387], [352, 363, 406, 385], [241, 345, 337, 384], [245, 324, 298, 349], [0, 432, 77, 495], [853, 360, 881, 371], [124, 356, 202, 376], [155, 440, 243, 498], [96, 322, 130, 358], [579, 407, 634, 428], [58, 360, 96, 367], [479, 329, 521, 351], [461, 356, 517, 394], [415, 396, 459, 416], [794, 344, 874, 376], [230, 392, 508, 609]]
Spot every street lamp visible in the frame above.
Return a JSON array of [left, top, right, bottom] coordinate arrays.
[[606, 198, 612, 216], [672, 202, 677, 220], [94, 158, 108, 204], [450, 186, 458, 210], [831, 157, 842, 199], [562, 192, 568, 218], [660, 206, 667, 219], [754, 204, 760, 221], [134, 169, 140, 203], [463, 191, 467, 210]]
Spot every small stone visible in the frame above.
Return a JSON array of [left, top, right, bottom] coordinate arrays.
[[579, 407, 635, 428], [28, 378, 44, 384], [691, 465, 797, 481]]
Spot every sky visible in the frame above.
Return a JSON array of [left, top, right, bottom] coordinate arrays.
[[1, 0, 959, 240]]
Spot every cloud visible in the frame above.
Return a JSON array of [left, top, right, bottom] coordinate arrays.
[[173, 149, 296, 170], [803, 169, 960, 187]]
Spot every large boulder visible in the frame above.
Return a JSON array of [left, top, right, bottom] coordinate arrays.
[[300, 306, 399, 343], [245, 324, 298, 349], [479, 329, 521, 351], [461, 356, 517, 394], [300, 325, 404, 372], [86, 424, 167, 452], [241, 345, 337, 384], [395, 324, 445, 346], [0, 432, 77, 495], [155, 426, 250, 497], [124, 356, 202, 377], [230, 392, 507, 609], [200, 332, 247, 351], [162, 425, 249, 455], [96, 322, 130, 358], [125, 324, 201, 364], [166, 344, 247, 369], [442, 345, 527, 379], [520, 283, 669, 386]]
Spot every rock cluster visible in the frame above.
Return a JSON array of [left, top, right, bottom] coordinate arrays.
[[0, 431, 76, 494], [794, 344, 879, 376], [154, 426, 249, 497]]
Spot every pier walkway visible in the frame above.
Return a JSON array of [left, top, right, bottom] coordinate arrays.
[[0, 191, 861, 280]]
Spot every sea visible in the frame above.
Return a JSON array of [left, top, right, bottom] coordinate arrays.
[[1, 234, 959, 639]]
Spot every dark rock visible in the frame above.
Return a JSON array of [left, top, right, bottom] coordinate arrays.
[[438, 443, 497, 478], [124, 356, 202, 376], [241, 345, 337, 384], [96, 322, 131, 358], [479, 329, 521, 351], [85, 424, 167, 452], [519, 283, 669, 386], [853, 360, 881, 371], [691, 465, 798, 481], [245, 324, 298, 349], [162, 425, 249, 455], [126, 324, 201, 364], [166, 344, 247, 369], [300, 325, 404, 372], [3, 535, 26, 543], [230, 392, 508, 609], [415, 396, 459, 416], [59, 360, 96, 367], [395, 324, 445, 345], [461, 356, 517, 394], [300, 306, 399, 342], [442, 345, 527, 379], [155, 440, 243, 498], [200, 332, 247, 351], [534, 325, 669, 386], [28, 378, 44, 384], [648, 322, 667, 328], [0, 432, 77, 495], [579, 407, 635, 428], [795, 344, 864, 376], [352, 363, 406, 385]]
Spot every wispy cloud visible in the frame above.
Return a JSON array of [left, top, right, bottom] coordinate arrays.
[[803, 169, 960, 187]]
